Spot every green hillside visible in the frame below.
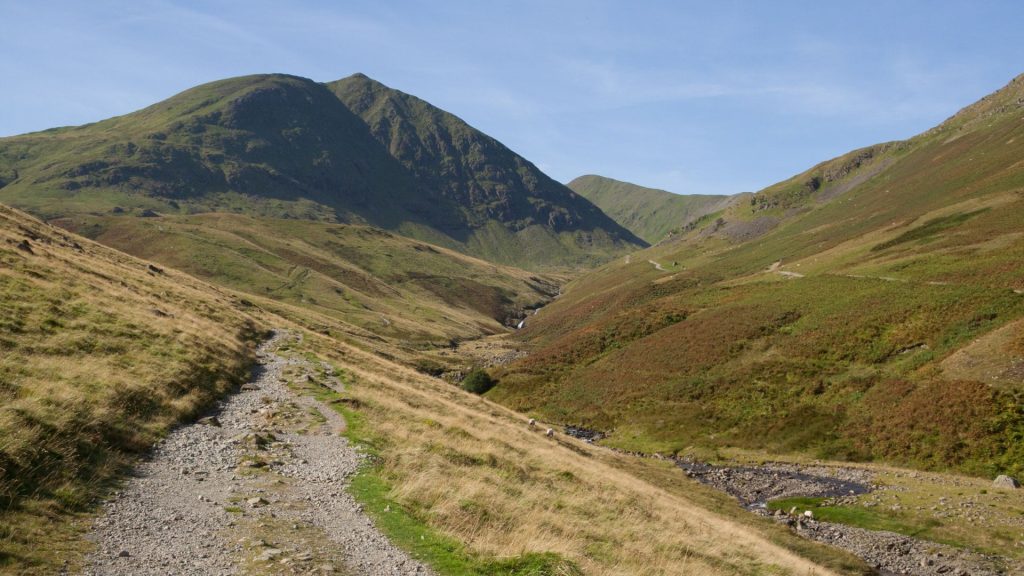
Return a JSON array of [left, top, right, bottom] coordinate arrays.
[[0, 203, 861, 576], [0, 73, 644, 270], [54, 211, 559, 346], [568, 174, 731, 244], [328, 74, 647, 267], [492, 73, 1024, 477]]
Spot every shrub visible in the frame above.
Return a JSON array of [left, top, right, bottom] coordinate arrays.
[[461, 369, 496, 395]]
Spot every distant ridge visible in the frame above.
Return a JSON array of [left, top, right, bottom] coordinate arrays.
[[568, 174, 732, 244]]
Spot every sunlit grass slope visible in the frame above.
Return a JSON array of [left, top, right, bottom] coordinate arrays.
[[568, 174, 731, 244], [0, 204, 261, 571], [493, 73, 1024, 477], [289, 329, 865, 576], [53, 212, 561, 346], [0, 203, 863, 575]]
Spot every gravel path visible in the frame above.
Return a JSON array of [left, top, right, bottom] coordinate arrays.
[[82, 330, 432, 576]]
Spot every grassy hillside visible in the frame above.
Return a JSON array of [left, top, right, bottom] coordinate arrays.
[[492, 73, 1024, 478], [328, 74, 647, 268], [53, 212, 559, 346], [0, 204, 261, 570], [0, 73, 644, 270], [568, 174, 731, 244], [0, 74, 421, 224], [0, 202, 865, 575], [287, 327, 865, 576]]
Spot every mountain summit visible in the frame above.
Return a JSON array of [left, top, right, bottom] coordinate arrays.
[[0, 73, 644, 269], [327, 74, 646, 263]]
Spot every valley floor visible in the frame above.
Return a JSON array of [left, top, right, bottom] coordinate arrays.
[[82, 330, 428, 576]]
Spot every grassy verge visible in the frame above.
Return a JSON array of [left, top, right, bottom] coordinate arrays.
[[0, 204, 262, 574], [286, 349, 582, 576], [281, 332, 864, 576], [767, 497, 940, 537]]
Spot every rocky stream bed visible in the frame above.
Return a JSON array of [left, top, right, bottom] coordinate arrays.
[[677, 459, 1010, 576]]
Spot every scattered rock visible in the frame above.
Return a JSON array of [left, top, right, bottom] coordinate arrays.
[[255, 547, 282, 562], [138, 209, 160, 218], [147, 263, 163, 274], [15, 239, 33, 254], [993, 475, 1020, 489], [675, 458, 871, 508], [82, 330, 433, 576], [197, 416, 221, 427]]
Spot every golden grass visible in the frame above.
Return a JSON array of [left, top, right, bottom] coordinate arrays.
[[296, 330, 864, 575], [0, 204, 260, 573], [0, 202, 865, 574]]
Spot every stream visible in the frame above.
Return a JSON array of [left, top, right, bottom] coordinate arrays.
[[560, 426, 1009, 576]]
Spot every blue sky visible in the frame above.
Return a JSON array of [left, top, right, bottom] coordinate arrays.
[[2, 1, 1023, 195]]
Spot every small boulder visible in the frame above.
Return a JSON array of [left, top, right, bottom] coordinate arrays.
[[197, 416, 221, 427], [116, 550, 130, 558], [255, 548, 282, 562], [247, 496, 269, 508], [993, 475, 1020, 489], [15, 239, 33, 254]]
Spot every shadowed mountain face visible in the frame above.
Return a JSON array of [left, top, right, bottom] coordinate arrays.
[[327, 74, 647, 262], [0, 73, 644, 270], [0, 75, 422, 223]]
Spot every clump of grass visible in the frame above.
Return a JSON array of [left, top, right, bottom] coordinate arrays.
[[767, 497, 937, 537], [460, 370, 497, 395]]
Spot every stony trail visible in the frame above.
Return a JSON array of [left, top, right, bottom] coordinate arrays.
[[82, 330, 431, 576]]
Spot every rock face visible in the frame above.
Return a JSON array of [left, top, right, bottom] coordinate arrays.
[[993, 475, 1020, 489]]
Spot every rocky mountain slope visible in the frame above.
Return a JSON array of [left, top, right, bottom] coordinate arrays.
[[568, 174, 732, 244], [0, 73, 644, 270]]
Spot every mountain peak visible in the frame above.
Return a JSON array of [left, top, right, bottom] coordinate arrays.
[[0, 71, 644, 269]]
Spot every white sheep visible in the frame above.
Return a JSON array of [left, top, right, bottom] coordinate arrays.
[[528, 418, 537, 428], [545, 428, 554, 437]]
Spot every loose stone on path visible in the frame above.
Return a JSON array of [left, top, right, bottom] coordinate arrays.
[[82, 330, 432, 576]]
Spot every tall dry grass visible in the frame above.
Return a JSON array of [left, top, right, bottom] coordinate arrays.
[[0, 205, 259, 572], [299, 330, 863, 575]]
